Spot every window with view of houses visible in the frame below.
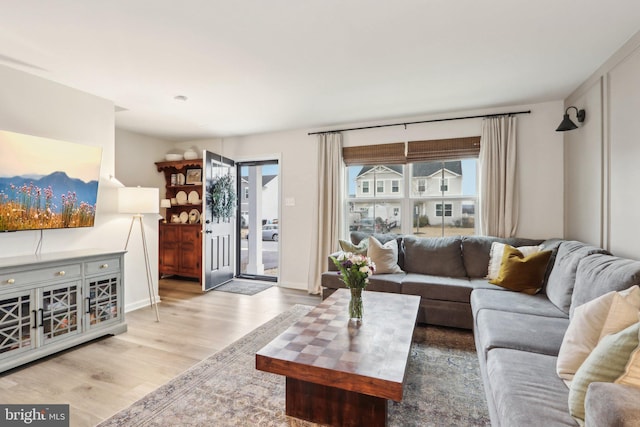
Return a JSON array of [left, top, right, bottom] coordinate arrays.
[[346, 159, 477, 238]]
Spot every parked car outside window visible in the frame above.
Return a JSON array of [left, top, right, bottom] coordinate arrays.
[[262, 224, 279, 241]]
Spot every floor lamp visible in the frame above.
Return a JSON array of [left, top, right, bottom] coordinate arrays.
[[118, 186, 161, 322]]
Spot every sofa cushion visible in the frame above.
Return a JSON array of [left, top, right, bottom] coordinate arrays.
[[461, 236, 506, 278], [471, 288, 568, 319], [585, 383, 640, 427], [557, 286, 640, 382], [475, 309, 569, 357], [571, 254, 640, 317], [487, 349, 578, 426], [401, 273, 472, 303], [539, 238, 563, 288], [489, 246, 552, 294], [321, 271, 404, 293], [368, 236, 403, 274], [403, 235, 467, 277], [568, 322, 640, 422], [545, 241, 609, 314]]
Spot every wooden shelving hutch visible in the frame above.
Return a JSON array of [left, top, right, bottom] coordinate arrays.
[[155, 159, 204, 283]]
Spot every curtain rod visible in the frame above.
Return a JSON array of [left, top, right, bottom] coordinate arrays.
[[307, 110, 531, 135]]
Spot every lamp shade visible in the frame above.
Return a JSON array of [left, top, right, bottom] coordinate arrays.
[[556, 113, 578, 131], [160, 199, 171, 209], [118, 187, 159, 214]]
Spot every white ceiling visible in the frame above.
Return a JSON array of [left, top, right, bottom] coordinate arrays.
[[1, 1, 640, 141]]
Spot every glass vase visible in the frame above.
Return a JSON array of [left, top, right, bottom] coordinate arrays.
[[349, 287, 363, 324]]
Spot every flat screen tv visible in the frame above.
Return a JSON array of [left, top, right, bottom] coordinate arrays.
[[0, 130, 102, 232]]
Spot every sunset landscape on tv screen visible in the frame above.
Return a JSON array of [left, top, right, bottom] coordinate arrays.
[[0, 130, 102, 232]]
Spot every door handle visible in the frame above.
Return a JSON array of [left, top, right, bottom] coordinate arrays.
[[205, 230, 212, 234]]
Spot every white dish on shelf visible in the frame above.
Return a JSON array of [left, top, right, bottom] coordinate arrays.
[[189, 209, 200, 224], [188, 190, 200, 204], [176, 173, 186, 185], [184, 150, 198, 160], [165, 153, 183, 161], [176, 191, 188, 205], [179, 211, 189, 224]]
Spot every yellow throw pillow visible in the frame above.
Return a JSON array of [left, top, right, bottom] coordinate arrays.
[[486, 242, 542, 280], [489, 245, 552, 294]]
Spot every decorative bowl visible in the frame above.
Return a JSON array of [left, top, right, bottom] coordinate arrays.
[[165, 153, 183, 161], [183, 150, 198, 160]]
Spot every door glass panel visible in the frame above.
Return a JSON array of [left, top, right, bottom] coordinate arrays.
[[238, 161, 279, 280]]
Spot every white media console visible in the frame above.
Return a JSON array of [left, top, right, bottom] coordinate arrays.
[[0, 249, 126, 373]]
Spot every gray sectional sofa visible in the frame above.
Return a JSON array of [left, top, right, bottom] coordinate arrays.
[[320, 233, 640, 426], [321, 232, 548, 329]]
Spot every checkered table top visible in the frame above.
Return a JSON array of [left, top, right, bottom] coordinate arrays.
[[256, 289, 420, 400]]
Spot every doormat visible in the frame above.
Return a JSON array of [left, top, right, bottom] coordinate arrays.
[[213, 280, 273, 295]]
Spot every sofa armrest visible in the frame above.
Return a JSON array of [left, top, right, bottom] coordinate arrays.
[[327, 251, 342, 272], [585, 382, 640, 426]]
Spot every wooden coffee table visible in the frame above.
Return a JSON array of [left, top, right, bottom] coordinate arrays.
[[256, 289, 420, 426]]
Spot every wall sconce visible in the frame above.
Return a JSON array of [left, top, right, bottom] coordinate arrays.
[[556, 106, 586, 132]]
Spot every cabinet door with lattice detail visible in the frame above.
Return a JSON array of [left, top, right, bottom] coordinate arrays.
[[0, 290, 35, 360], [85, 274, 121, 329], [39, 281, 82, 346]]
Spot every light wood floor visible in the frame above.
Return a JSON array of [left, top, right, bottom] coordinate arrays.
[[0, 278, 320, 426]]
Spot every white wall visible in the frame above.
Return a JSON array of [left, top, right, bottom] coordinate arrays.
[[162, 101, 564, 291], [115, 128, 174, 309], [565, 30, 640, 260], [564, 81, 603, 246], [0, 64, 155, 313]]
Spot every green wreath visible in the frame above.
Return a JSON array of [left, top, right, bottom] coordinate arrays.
[[206, 173, 236, 222]]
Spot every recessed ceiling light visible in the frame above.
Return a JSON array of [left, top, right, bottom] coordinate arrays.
[[174, 95, 188, 101]]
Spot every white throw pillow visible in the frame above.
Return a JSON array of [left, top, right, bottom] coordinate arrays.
[[368, 236, 403, 274], [615, 314, 640, 388], [486, 242, 541, 280], [556, 285, 640, 382]]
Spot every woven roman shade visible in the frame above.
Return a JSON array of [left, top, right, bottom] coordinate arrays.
[[342, 142, 406, 166], [407, 137, 480, 162]]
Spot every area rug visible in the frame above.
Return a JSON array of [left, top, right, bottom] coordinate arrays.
[[98, 305, 489, 427], [213, 280, 273, 295]]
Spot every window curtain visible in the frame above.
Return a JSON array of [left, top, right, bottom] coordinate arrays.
[[479, 116, 519, 237], [308, 133, 342, 294]]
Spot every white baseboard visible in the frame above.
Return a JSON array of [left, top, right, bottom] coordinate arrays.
[[125, 295, 162, 313]]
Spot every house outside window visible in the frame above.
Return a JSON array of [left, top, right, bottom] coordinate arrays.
[[346, 159, 477, 238], [347, 165, 404, 234], [435, 203, 452, 217]]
